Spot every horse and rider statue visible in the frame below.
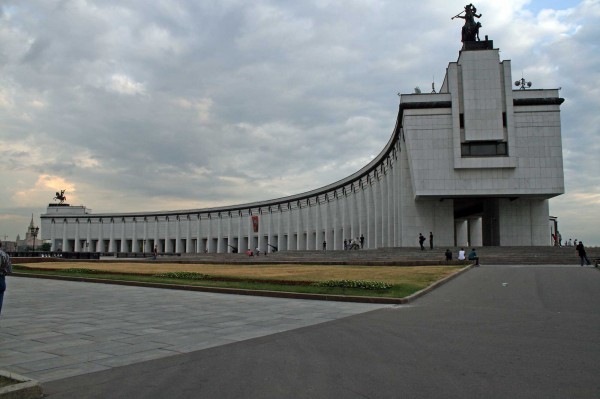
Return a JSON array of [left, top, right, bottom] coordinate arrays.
[[53, 189, 67, 204], [452, 3, 482, 42]]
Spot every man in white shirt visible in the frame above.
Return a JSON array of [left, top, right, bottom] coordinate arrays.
[[458, 248, 466, 260]]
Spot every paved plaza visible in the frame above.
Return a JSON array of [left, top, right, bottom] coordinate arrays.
[[0, 277, 387, 382], [1, 265, 599, 398]]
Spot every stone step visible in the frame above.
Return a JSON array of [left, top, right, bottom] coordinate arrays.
[[174, 246, 599, 265]]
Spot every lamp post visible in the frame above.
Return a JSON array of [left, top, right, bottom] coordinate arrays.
[[32, 226, 40, 253]]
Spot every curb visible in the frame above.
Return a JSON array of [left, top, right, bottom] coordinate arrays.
[[11, 265, 472, 305], [401, 263, 475, 303], [0, 370, 42, 399]]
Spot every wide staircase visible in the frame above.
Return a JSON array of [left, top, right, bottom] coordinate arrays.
[[175, 246, 599, 266]]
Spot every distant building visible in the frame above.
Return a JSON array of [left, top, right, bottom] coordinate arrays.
[[15, 215, 42, 250]]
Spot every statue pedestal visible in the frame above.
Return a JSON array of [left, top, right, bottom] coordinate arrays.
[[463, 39, 494, 51]]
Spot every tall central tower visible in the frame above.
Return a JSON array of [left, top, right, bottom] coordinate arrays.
[[398, 36, 564, 246]]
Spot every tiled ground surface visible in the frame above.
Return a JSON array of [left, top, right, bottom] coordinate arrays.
[[0, 277, 388, 382]]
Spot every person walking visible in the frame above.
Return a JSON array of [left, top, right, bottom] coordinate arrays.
[[575, 241, 591, 266], [429, 232, 434, 250], [0, 242, 12, 316], [322, 241, 326, 251], [418, 233, 426, 250], [360, 234, 365, 249]]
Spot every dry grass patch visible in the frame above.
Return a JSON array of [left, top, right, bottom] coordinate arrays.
[[17, 262, 460, 285]]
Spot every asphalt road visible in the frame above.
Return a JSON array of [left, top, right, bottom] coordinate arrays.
[[43, 265, 600, 399]]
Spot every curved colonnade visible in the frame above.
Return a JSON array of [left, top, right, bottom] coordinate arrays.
[[44, 124, 403, 254]]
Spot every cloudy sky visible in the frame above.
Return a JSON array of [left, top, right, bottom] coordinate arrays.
[[1, 0, 598, 246]]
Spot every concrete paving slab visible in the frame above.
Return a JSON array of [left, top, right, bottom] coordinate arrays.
[[0, 276, 387, 382]]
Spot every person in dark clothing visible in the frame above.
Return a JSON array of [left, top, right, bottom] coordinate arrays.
[[360, 234, 365, 249], [576, 241, 591, 266], [429, 232, 434, 250], [445, 248, 452, 261], [418, 233, 426, 250], [0, 242, 12, 315], [468, 248, 480, 266]]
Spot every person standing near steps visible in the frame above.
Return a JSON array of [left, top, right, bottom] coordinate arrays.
[[576, 241, 591, 266]]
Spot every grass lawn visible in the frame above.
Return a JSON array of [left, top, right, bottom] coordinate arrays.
[[14, 262, 465, 299], [0, 375, 17, 388]]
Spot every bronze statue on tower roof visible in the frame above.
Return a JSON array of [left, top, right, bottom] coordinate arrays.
[[452, 3, 482, 42]]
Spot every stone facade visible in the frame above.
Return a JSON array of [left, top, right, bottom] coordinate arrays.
[[41, 41, 564, 252]]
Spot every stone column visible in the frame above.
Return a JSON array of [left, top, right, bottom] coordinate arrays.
[[190, 214, 194, 254], [120, 218, 126, 252], [175, 216, 181, 253], [132, 218, 139, 253], [73, 219, 80, 252], [366, 182, 373, 249], [296, 204, 303, 250], [277, 206, 284, 251], [267, 209, 273, 253], [50, 220, 56, 251], [167, 217, 174, 253], [196, 215, 202, 253], [315, 202, 322, 250], [143, 217, 149, 253], [217, 214, 224, 253], [341, 195, 348, 248], [287, 205, 294, 250], [246, 212, 253, 252], [108, 219, 115, 252], [332, 196, 341, 250], [86, 219, 92, 252], [97, 219, 104, 252], [385, 164, 394, 247], [469, 217, 483, 247], [455, 219, 469, 247], [381, 171, 388, 247], [237, 211, 245, 252], [306, 203, 313, 250], [62, 219, 68, 252], [206, 215, 213, 253], [393, 155, 401, 247], [324, 197, 332, 250], [257, 211, 264, 252], [154, 217, 160, 253]]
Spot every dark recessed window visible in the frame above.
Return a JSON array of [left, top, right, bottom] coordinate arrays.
[[459, 113, 465, 128], [502, 112, 507, 127], [461, 141, 508, 157]]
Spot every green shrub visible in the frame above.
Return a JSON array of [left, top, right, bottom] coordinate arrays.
[[62, 268, 102, 273], [311, 279, 392, 290], [153, 272, 210, 280]]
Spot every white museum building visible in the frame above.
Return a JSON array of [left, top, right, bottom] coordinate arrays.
[[41, 38, 564, 254]]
